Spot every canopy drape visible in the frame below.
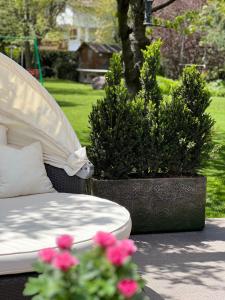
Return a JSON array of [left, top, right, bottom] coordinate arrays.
[[0, 52, 90, 177]]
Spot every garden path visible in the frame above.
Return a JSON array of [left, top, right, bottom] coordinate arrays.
[[133, 219, 225, 300]]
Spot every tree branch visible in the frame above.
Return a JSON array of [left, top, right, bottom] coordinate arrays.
[[152, 0, 177, 12]]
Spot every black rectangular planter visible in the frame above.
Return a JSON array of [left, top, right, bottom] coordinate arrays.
[[90, 177, 206, 234]]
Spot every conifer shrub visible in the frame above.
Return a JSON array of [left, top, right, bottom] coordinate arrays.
[[89, 41, 214, 179], [164, 66, 215, 175], [138, 40, 165, 175], [89, 54, 145, 179]]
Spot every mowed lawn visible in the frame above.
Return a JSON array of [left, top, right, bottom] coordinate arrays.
[[203, 97, 225, 217], [45, 79, 225, 218], [44, 79, 104, 146]]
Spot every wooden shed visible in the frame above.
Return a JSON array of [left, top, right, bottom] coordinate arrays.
[[77, 42, 121, 83]]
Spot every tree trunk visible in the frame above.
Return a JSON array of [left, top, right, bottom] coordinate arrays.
[[117, 0, 149, 97], [24, 40, 32, 69], [117, 0, 178, 97], [117, 0, 140, 97], [130, 0, 149, 75]]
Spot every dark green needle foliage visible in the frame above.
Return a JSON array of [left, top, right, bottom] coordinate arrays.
[[89, 41, 214, 179], [166, 66, 215, 175], [89, 54, 145, 179]]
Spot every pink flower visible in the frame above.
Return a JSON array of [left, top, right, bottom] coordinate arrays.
[[56, 234, 74, 250], [117, 279, 138, 298], [118, 240, 137, 256], [94, 231, 116, 248], [53, 252, 79, 272], [38, 248, 56, 264], [106, 244, 129, 266]]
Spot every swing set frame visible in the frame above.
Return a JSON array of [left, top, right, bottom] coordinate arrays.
[[0, 35, 43, 84]]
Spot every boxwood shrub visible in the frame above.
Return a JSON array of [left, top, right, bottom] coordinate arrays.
[[89, 41, 214, 179]]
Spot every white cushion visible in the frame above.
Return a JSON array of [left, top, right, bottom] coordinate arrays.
[[0, 124, 7, 145], [0, 193, 132, 275], [0, 142, 55, 198]]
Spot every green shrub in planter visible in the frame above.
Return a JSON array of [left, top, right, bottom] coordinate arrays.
[[138, 43, 214, 176], [89, 41, 214, 233], [162, 66, 215, 175], [138, 40, 165, 175], [89, 41, 214, 179], [89, 54, 146, 179]]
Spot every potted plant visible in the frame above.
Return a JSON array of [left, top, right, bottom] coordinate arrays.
[[24, 233, 147, 300], [89, 41, 214, 234]]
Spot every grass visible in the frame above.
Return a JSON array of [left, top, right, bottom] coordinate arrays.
[[203, 97, 225, 217], [44, 78, 225, 218], [44, 79, 104, 145]]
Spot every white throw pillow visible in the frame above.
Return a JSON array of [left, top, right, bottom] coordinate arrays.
[[0, 142, 55, 198], [0, 125, 7, 145]]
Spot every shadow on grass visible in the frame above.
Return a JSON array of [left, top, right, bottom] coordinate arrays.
[[46, 86, 104, 97], [202, 132, 225, 217], [56, 100, 83, 108]]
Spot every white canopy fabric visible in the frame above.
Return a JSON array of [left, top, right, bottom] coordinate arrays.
[[0, 52, 90, 177]]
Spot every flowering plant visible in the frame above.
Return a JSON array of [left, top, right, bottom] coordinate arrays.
[[24, 232, 147, 300]]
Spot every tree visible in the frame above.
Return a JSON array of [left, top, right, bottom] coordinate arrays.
[[116, 0, 178, 96], [93, 0, 118, 43], [199, 0, 225, 51], [0, 0, 67, 67]]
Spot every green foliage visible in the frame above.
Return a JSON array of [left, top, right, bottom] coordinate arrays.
[[42, 50, 78, 81], [89, 41, 214, 179], [140, 40, 163, 108], [157, 76, 177, 96], [208, 80, 225, 97], [0, 0, 66, 48], [89, 53, 146, 179], [199, 0, 225, 51], [138, 41, 164, 175], [153, 10, 199, 35], [24, 235, 145, 300], [167, 66, 215, 174]]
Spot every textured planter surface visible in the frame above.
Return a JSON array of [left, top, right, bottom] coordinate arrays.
[[90, 177, 206, 234]]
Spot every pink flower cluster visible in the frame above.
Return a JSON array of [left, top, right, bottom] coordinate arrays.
[[38, 234, 78, 272], [94, 231, 137, 266], [93, 231, 139, 298], [118, 279, 138, 298], [39, 232, 139, 298]]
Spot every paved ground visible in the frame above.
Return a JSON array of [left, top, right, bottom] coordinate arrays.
[[132, 219, 225, 300]]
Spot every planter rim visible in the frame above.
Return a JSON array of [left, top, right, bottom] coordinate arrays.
[[91, 176, 206, 182]]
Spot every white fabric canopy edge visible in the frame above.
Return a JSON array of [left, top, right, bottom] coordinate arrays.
[[0, 52, 91, 177]]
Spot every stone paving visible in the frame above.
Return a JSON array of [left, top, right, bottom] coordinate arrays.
[[133, 219, 225, 300]]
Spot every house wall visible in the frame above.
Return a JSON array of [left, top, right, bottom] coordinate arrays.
[[79, 46, 111, 69]]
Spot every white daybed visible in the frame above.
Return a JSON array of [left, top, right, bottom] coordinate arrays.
[[0, 53, 131, 300]]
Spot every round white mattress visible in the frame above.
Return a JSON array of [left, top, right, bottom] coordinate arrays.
[[0, 193, 131, 275]]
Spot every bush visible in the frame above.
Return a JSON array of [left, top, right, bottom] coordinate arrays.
[[89, 54, 145, 179], [89, 41, 214, 179], [166, 66, 215, 175], [208, 80, 225, 97], [40, 50, 79, 81], [24, 232, 146, 300], [138, 40, 164, 175]]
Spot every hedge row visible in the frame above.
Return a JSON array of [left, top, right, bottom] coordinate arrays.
[[4, 48, 79, 81], [40, 50, 79, 81]]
